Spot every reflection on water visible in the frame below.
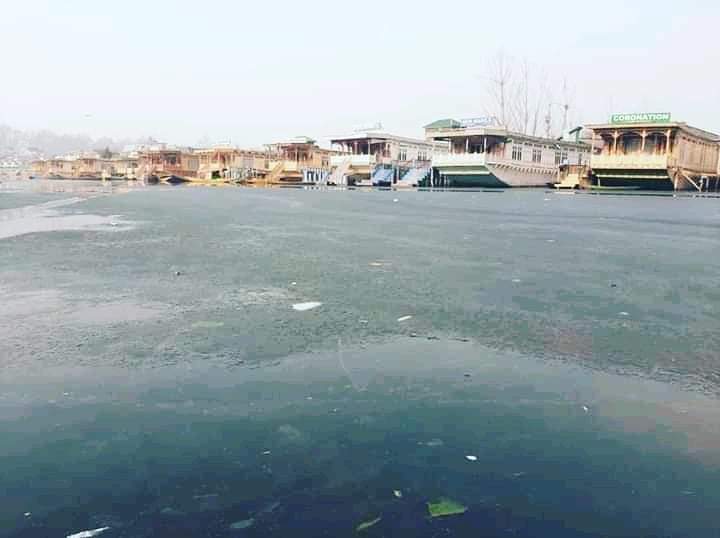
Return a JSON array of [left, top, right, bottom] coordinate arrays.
[[2, 180, 720, 537]]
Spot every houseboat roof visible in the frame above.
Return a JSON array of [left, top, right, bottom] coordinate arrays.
[[586, 121, 720, 142], [194, 146, 237, 154], [425, 121, 588, 148], [330, 130, 439, 147], [271, 136, 317, 146]]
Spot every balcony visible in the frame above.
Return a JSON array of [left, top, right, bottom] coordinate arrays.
[[591, 153, 669, 170], [330, 154, 376, 167], [432, 153, 487, 168]]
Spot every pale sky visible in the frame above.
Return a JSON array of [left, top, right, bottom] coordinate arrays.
[[2, 0, 718, 147]]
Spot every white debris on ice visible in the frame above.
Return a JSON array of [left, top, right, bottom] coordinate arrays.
[[292, 302, 322, 312], [66, 527, 110, 538]]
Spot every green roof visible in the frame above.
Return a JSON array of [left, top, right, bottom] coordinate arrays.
[[424, 118, 462, 130]]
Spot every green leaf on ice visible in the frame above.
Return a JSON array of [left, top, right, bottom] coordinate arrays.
[[356, 516, 382, 532], [427, 498, 468, 518]]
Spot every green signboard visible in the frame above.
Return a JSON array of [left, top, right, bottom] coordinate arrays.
[[610, 112, 671, 124]]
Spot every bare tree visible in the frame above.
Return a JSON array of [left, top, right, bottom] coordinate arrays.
[[482, 52, 580, 139], [531, 74, 549, 137], [485, 52, 513, 128], [517, 59, 531, 135]]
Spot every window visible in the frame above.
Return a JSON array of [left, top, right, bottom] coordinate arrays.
[[561, 150, 569, 163], [398, 148, 407, 161], [532, 148, 542, 163], [512, 145, 523, 161], [554, 151, 562, 165]]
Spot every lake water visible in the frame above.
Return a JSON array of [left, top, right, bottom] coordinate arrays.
[[2, 180, 720, 537]]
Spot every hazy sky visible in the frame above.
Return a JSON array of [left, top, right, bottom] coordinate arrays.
[[2, 0, 718, 147]]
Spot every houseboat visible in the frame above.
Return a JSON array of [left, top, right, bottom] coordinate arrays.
[[263, 137, 335, 185], [329, 128, 447, 186], [586, 113, 720, 191], [30, 153, 114, 180], [109, 153, 139, 180], [137, 146, 199, 183], [424, 118, 590, 188], [195, 145, 268, 182]]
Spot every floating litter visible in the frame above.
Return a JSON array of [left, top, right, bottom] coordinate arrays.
[[293, 302, 322, 312], [359, 319, 369, 325], [582, 405, 590, 413], [356, 516, 382, 532], [546, 239, 556, 243], [262, 450, 271, 455], [465, 455, 478, 462], [619, 312, 629, 317], [160, 507, 185, 517], [260, 501, 281, 515], [427, 498, 468, 518], [393, 490, 403, 498], [397, 315, 413, 322], [290, 281, 297, 286], [230, 518, 255, 530], [393, 198, 399, 203], [24, 512, 31, 517], [67, 528, 110, 538]]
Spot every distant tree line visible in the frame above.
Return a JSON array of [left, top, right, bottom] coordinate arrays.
[[0, 124, 152, 159]]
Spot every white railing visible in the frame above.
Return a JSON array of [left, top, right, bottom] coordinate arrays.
[[330, 154, 376, 167], [591, 153, 668, 169], [432, 153, 487, 167]]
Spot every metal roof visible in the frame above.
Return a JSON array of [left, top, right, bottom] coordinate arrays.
[[424, 119, 463, 130]]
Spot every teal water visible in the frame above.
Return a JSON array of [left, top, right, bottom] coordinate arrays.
[[2, 181, 720, 537]]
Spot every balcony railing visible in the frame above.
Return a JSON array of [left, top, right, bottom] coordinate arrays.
[[330, 154, 376, 167], [432, 153, 487, 167], [591, 153, 669, 169]]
